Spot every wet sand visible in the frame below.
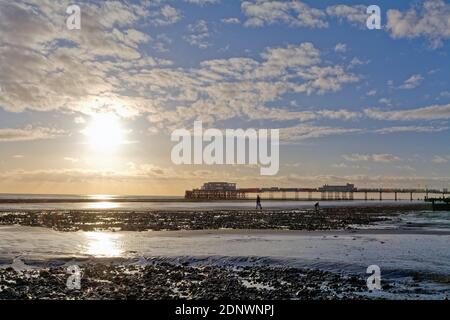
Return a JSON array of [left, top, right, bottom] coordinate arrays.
[[0, 262, 372, 300], [0, 204, 425, 232]]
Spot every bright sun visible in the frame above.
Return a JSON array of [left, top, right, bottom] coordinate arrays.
[[83, 113, 125, 151]]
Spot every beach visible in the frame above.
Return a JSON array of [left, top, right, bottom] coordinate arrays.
[[0, 202, 449, 300]]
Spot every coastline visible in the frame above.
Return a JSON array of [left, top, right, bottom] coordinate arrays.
[[0, 204, 448, 300], [0, 225, 449, 300]]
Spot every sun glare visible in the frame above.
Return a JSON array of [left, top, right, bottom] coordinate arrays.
[[84, 232, 123, 257], [83, 113, 125, 151]]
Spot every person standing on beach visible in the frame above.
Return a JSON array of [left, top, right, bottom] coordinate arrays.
[[314, 202, 320, 212], [256, 195, 262, 210]]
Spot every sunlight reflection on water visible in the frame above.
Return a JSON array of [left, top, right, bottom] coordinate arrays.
[[84, 232, 124, 257], [87, 201, 120, 209]]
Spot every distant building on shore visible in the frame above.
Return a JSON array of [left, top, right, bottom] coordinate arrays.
[[201, 182, 237, 191], [185, 182, 245, 200]]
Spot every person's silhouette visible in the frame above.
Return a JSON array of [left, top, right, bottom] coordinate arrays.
[[256, 195, 262, 210], [314, 202, 320, 212]]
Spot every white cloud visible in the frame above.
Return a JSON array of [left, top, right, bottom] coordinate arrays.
[[0, 1, 384, 144], [221, 17, 241, 24], [343, 153, 371, 162], [184, 20, 211, 49], [149, 5, 182, 26], [326, 4, 368, 28], [281, 124, 363, 141], [365, 103, 450, 121], [374, 125, 448, 134], [399, 74, 423, 90], [387, 0, 450, 48], [242, 0, 328, 28], [372, 154, 401, 163], [0, 126, 65, 142], [184, 0, 220, 4], [74, 117, 86, 124], [142, 42, 359, 130], [378, 98, 392, 106], [334, 43, 347, 53], [0, 0, 169, 117], [343, 153, 401, 163], [432, 155, 450, 164]]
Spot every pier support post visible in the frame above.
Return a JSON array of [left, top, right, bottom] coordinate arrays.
[[379, 192, 382, 201], [395, 192, 397, 201], [410, 192, 413, 201], [365, 192, 368, 201], [321, 192, 325, 200]]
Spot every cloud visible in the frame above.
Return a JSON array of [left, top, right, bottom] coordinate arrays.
[[183, 20, 211, 49], [387, 0, 450, 48], [142, 42, 359, 130], [184, 0, 220, 4], [399, 74, 423, 90], [0, 126, 65, 142], [326, 4, 368, 28], [364, 103, 450, 121], [281, 124, 363, 141], [334, 43, 347, 53], [432, 155, 450, 164], [378, 98, 392, 106], [343, 154, 371, 162], [374, 125, 449, 134], [372, 154, 402, 163], [342, 153, 401, 163], [221, 17, 241, 24], [0, 0, 169, 117], [74, 117, 86, 124], [0, 163, 194, 184], [0, 1, 361, 137], [241, 0, 328, 28], [148, 5, 182, 26]]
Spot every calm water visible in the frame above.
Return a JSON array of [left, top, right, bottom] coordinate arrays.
[[0, 193, 426, 210]]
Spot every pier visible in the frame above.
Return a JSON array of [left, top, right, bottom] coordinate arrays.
[[185, 182, 449, 201], [425, 197, 450, 211]]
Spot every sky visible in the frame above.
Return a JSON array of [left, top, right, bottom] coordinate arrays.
[[0, 0, 450, 196]]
